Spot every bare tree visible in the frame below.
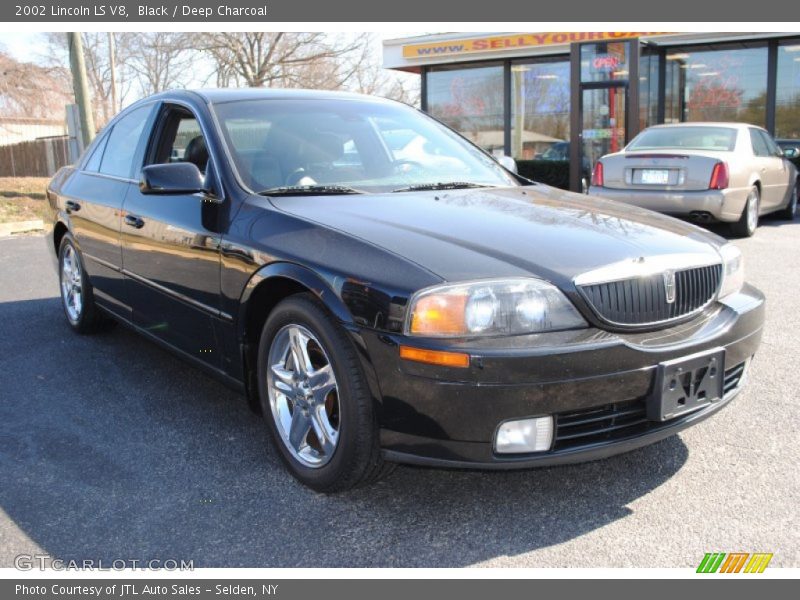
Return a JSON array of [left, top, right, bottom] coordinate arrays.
[[123, 32, 195, 95], [45, 32, 134, 127], [194, 32, 369, 89], [0, 51, 72, 119]]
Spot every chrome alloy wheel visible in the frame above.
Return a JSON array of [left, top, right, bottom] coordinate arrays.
[[60, 244, 83, 323], [746, 188, 759, 233], [266, 324, 340, 468]]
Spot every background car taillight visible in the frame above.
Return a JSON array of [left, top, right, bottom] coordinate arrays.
[[591, 161, 604, 187], [709, 162, 729, 190]]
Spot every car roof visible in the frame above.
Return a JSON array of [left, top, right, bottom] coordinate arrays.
[[145, 87, 395, 106], [645, 122, 759, 131]]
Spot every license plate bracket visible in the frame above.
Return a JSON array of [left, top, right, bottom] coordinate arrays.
[[648, 348, 725, 421]]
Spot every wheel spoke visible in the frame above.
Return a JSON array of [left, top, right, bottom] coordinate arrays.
[[270, 363, 295, 395], [311, 406, 337, 455], [288, 327, 312, 377], [288, 408, 312, 450], [308, 364, 336, 405]]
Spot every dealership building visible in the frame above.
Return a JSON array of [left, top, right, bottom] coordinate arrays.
[[383, 32, 800, 191]]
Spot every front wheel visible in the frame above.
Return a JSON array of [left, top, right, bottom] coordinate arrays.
[[731, 186, 760, 238], [256, 294, 393, 492]]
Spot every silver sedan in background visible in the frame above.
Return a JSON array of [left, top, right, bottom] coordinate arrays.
[[588, 123, 799, 237]]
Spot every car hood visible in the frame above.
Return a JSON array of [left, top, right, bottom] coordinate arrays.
[[268, 185, 726, 288]]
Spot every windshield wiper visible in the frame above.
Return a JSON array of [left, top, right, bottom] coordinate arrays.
[[257, 184, 366, 196], [391, 182, 492, 193]]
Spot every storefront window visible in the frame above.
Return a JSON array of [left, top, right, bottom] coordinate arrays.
[[639, 50, 659, 130], [664, 45, 768, 126], [510, 60, 570, 160], [580, 42, 631, 83], [426, 64, 505, 154], [775, 40, 800, 140]]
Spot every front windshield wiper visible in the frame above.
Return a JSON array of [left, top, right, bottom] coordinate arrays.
[[391, 182, 492, 193], [256, 184, 366, 196]]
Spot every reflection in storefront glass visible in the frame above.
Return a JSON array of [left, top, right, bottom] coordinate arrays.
[[664, 45, 767, 126], [776, 41, 800, 140], [426, 65, 505, 154], [510, 60, 570, 160]]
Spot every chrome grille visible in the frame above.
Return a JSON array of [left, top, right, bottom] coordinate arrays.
[[578, 264, 722, 327]]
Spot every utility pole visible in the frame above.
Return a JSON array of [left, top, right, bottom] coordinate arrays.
[[108, 32, 118, 114], [67, 32, 95, 149]]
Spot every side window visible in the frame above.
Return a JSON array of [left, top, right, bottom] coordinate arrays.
[[759, 130, 782, 157], [99, 104, 153, 178], [750, 128, 771, 157], [83, 133, 109, 172], [150, 110, 208, 174]]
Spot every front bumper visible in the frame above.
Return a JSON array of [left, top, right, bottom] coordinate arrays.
[[588, 186, 750, 222], [354, 284, 764, 469]]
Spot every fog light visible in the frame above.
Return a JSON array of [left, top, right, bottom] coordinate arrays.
[[494, 416, 553, 454]]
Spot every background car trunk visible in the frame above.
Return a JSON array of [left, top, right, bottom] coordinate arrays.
[[601, 150, 726, 192]]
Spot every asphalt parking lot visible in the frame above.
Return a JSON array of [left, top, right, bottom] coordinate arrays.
[[0, 218, 798, 569]]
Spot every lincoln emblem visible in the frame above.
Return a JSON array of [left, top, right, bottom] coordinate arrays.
[[663, 270, 677, 304]]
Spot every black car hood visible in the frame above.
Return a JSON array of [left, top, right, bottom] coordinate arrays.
[[268, 184, 726, 287]]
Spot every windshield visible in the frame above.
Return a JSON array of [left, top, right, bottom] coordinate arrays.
[[211, 98, 517, 194], [627, 126, 738, 152]]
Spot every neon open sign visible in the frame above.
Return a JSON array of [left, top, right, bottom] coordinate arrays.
[[593, 55, 620, 71]]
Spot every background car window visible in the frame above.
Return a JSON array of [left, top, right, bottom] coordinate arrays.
[[757, 130, 782, 156], [83, 133, 109, 172], [98, 104, 153, 178], [628, 126, 737, 151], [750, 128, 772, 157]]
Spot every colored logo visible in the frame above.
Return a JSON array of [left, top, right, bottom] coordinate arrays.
[[696, 552, 773, 573]]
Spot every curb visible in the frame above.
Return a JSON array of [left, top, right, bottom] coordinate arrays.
[[0, 220, 45, 237]]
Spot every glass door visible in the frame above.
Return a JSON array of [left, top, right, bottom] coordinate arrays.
[[581, 86, 627, 188]]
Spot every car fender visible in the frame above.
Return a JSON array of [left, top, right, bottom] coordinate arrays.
[[237, 261, 354, 342]]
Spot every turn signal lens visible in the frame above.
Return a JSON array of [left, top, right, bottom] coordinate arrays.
[[409, 293, 468, 335], [399, 346, 470, 368], [591, 161, 604, 187], [709, 162, 729, 190]]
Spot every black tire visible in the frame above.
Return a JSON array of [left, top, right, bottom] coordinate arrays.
[[57, 233, 109, 334], [730, 185, 760, 238], [256, 293, 393, 492], [776, 179, 798, 221]]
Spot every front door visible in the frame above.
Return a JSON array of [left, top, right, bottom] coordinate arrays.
[[581, 86, 627, 188], [121, 105, 224, 368]]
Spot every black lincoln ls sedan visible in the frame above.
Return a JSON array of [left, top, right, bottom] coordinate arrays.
[[46, 89, 765, 492]]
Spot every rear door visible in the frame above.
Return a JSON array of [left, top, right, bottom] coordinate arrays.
[[120, 104, 225, 368], [60, 103, 155, 319]]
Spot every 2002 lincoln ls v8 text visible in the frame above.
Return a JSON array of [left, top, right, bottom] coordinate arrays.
[[46, 89, 765, 491]]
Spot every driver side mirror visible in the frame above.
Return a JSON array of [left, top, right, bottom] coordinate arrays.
[[497, 155, 518, 174], [140, 163, 207, 195], [783, 147, 799, 159]]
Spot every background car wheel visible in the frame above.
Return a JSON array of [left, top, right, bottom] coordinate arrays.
[[58, 233, 110, 334], [776, 179, 798, 221], [256, 293, 393, 492], [731, 186, 760, 238]]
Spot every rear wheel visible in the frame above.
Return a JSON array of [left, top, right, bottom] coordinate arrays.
[[776, 179, 798, 220], [58, 233, 108, 334], [256, 294, 393, 492], [731, 186, 760, 238]]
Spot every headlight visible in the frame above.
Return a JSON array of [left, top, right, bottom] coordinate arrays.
[[406, 278, 587, 337], [718, 243, 744, 299]]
